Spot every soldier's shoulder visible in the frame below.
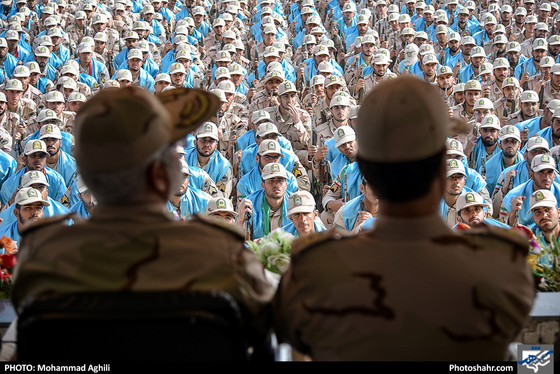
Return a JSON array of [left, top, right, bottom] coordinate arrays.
[[189, 213, 245, 241], [457, 223, 529, 256], [20, 213, 77, 237], [290, 228, 353, 259]]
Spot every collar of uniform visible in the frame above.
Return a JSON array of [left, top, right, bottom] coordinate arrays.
[[371, 212, 453, 240], [90, 202, 172, 223]]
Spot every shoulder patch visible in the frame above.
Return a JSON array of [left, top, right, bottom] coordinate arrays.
[[190, 213, 245, 240]]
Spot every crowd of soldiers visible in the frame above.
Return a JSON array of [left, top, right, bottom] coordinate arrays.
[[0, 0, 558, 248]]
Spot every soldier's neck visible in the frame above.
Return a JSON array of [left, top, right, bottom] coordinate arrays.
[[542, 224, 560, 244]]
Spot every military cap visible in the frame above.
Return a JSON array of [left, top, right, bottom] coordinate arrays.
[[196, 122, 219, 141], [530, 189, 558, 211], [278, 81, 297, 96], [22, 170, 49, 188], [287, 191, 315, 216], [499, 125, 521, 143], [207, 197, 237, 217], [262, 162, 288, 180], [15, 187, 50, 207], [532, 154, 556, 173], [356, 77, 463, 162], [457, 191, 489, 212], [334, 125, 356, 148], [74, 87, 219, 172], [526, 136, 549, 152], [258, 139, 283, 156]]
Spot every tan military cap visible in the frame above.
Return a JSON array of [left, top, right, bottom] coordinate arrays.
[[15, 187, 50, 207], [287, 191, 315, 216], [262, 162, 287, 180], [356, 77, 461, 162], [207, 197, 238, 217], [457, 191, 489, 212], [530, 189, 558, 211], [22, 170, 49, 188], [74, 87, 219, 171], [258, 139, 283, 156]]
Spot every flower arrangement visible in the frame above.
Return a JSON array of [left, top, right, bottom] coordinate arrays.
[[247, 228, 296, 274], [456, 223, 560, 292], [0, 236, 17, 299]]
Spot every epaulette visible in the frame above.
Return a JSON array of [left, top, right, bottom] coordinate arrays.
[[20, 212, 77, 236], [190, 213, 245, 240], [290, 228, 352, 258], [459, 223, 529, 256]]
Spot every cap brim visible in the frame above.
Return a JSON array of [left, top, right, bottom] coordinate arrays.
[[335, 134, 356, 148], [17, 197, 50, 207], [209, 208, 238, 217], [533, 164, 556, 172], [458, 200, 489, 211], [287, 205, 315, 216], [157, 88, 221, 143]]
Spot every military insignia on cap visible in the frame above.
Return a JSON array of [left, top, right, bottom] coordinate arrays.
[[268, 141, 276, 150], [157, 88, 220, 132], [266, 123, 273, 130], [507, 77, 513, 83], [205, 124, 212, 132], [481, 65, 486, 71], [286, 83, 292, 89], [535, 191, 545, 201], [527, 93, 532, 98], [487, 117, 493, 124], [27, 189, 38, 197], [441, 67, 448, 73], [29, 171, 39, 179], [32, 141, 41, 149], [293, 195, 302, 206], [449, 159, 459, 168], [271, 164, 280, 172], [216, 198, 227, 209], [450, 139, 459, 149], [465, 193, 475, 203], [538, 40, 544, 46], [470, 81, 476, 87], [46, 124, 53, 132], [542, 155, 551, 162], [536, 137, 543, 143], [46, 110, 53, 116], [507, 126, 514, 133], [0, 139, 7, 145], [337, 128, 345, 137], [479, 99, 484, 104]]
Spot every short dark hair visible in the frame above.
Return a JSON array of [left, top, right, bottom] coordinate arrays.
[[357, 150, 444, 203]]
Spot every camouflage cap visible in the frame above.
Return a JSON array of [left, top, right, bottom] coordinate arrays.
[[74, 87, 219, 171], [356, 77, 463, 162]]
